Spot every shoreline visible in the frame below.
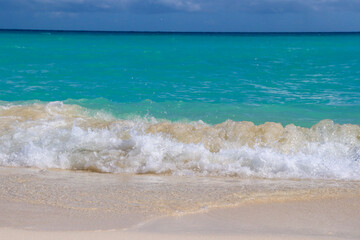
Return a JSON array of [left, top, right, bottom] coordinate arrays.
[[1, 195, 359, 239], [1, 167, 359, 239]]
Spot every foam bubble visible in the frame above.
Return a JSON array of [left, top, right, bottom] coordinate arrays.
[[0, 102, 359, 179]]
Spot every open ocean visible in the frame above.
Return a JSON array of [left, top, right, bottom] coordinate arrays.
[[0, 30, 359, 180]]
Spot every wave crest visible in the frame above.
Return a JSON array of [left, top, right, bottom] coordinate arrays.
[[0, 102, 359, 179]]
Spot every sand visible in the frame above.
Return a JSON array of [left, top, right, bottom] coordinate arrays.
[[0, 166, 359, 239]]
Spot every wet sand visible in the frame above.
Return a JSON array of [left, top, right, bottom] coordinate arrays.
[[0, 167, 359, 239]]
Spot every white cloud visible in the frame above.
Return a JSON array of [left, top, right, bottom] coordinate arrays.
[[156, 0, 201, 11]]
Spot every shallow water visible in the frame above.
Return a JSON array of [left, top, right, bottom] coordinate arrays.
[[1, 31, 360, 126], [1, 167, 359, 220]]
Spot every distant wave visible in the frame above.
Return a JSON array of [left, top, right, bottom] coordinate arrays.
[[0, 102, 359, 180]]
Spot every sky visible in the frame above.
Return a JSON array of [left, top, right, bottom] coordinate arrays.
[[1, 0, 360, 32]]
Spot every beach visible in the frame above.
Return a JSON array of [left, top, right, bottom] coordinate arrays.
[[1, 166, 359, 239]]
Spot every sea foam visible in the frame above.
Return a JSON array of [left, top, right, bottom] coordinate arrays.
[[0, 102, 359, 180]]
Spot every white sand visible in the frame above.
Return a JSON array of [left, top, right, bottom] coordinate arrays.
[[1, 196, 359, 240], [1, 167, 359, 239]]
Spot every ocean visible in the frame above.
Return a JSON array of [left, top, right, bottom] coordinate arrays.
[[0, 30, 359, 180]]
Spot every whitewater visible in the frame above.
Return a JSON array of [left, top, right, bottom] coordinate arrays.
[[1, 102, 359, 180]]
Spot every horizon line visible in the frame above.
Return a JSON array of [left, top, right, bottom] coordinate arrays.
[[1, 28, 360, 34]]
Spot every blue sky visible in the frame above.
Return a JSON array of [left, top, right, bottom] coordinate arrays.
[[1, 0, 360, 32]]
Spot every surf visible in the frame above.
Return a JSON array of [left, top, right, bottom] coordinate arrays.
[[0, 102, 359, 180]]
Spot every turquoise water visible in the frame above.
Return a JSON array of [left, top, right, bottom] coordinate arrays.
[[1, 31, 359, 126], [0, 31, 360, 179]]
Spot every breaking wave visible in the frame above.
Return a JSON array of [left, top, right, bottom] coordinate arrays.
[[0, 102, 359, 180]]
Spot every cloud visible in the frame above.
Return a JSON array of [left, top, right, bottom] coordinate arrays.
[[156, 0, 201, 12], [0, 0, 201, 13], [206, 0, 360, 14], [1, 0, 360, 14]]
